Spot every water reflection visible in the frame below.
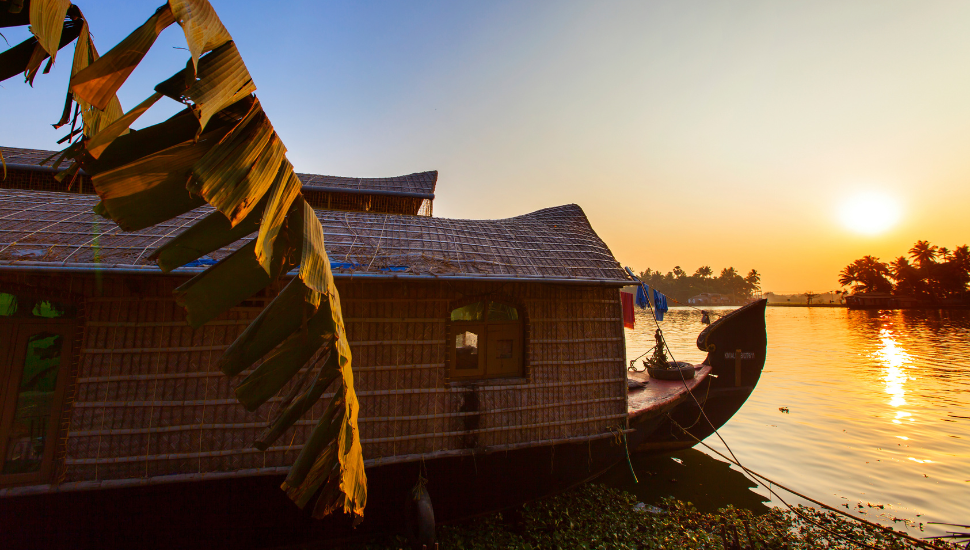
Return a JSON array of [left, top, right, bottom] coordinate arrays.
[[877, 328, 911, 409], [617, 306, 970, 538]]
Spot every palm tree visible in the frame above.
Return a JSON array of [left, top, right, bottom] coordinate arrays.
[[693, 266, 713, 278], [909, 240, 938, 268], [939, 247, 952, 262], [839, 256, 893, 293]]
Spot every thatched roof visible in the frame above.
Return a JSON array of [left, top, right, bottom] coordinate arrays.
[[0, 188, 631, 284], [1, 146, 437, 199]]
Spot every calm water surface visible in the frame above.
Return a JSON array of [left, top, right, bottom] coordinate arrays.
[[602, 306, 970, 538]]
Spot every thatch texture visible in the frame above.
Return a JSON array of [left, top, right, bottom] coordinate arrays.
[[1, 147, 436, 216], [0, 188, 629, 283], [0, 271, 627, 491]]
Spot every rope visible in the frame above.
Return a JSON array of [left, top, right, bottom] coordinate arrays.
[[668, 416, 943, 550], [623, 267, 939, 550]]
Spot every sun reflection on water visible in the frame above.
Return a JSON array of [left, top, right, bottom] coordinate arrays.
[[877, 328, 912, 409]]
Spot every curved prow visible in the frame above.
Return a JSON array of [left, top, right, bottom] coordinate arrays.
[[697, 299, 768, 389]]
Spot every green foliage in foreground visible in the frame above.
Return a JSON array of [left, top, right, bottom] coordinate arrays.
[[363, 485, 955, 550]]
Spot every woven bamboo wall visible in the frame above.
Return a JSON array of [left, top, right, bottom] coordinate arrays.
[[0, 272, 626, 486]]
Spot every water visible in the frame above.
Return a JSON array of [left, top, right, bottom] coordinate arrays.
[[601, 306, 970, 539]]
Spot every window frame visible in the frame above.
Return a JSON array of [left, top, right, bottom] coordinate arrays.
[[447, 297, 526, 381], [0, 318, 75, 487]]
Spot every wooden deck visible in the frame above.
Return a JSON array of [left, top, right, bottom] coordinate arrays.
[[627, 365, 711, 419]]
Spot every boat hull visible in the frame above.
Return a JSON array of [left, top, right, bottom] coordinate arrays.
[[1, 430, 646, 550], [634, 299, 768, 454]]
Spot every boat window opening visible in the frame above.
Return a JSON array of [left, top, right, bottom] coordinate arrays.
[[451, 302, 485, 321], [0, 293, 16, 316], [487, 302, 518, 321], [3, 333, 63, 474], [455, 330, 480, 370], [449, 300, 523, 380], [0, 320, 74, 485], [0, 293, 76, 319], [32, 301, 66, 319]]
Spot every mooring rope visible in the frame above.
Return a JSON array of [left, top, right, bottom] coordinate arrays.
[[624, 269, 942, 550]]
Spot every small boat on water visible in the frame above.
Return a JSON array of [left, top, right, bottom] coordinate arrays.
[[0, 150, 767, 549], [630, 299, 769, 455]]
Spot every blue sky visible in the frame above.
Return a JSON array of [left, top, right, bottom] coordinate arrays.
[[4, 1, 970, 291]]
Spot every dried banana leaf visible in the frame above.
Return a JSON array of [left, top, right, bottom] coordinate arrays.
[[187, 100, 286, 226], [85, 91, 162, 159], [0, 14, 82, 83], [167, 0, 231, 75], [156, 40, 254, 135], [91, 137, 215, 231], [28, 0, 70, 63], [234, 314, 336, 411], [217, 269, 316, 378], [173, 233, 298, 328], [149, 191, 266, 273], [70, 22, 124, 137], [255, 160, 301, 273], [71, 4, 175, 110]]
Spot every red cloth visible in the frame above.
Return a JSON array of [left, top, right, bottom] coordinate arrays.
[[621, 291, 635, 330]]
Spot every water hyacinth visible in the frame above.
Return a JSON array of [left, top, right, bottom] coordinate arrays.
[[360, 485, 958, 550]]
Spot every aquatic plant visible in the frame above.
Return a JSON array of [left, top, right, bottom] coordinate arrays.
[[362, 484, 957, 550]]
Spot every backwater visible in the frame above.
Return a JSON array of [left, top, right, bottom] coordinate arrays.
[[600, 306, 970, 539]]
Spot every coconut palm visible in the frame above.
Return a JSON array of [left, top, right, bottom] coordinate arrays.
[[909, 240, 938, 267], [839, 256, 893, 293]]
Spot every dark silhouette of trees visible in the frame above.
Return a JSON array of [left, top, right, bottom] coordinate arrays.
[[909, 240, 938, 268], [840, 241, 970, 301], [838, 256, 893, 293], [637, 265, 761, 304]]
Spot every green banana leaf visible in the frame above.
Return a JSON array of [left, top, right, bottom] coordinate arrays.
[[173, 233, 298, 328], [149, 191, 266, 273], [234, 309, 336, 411]]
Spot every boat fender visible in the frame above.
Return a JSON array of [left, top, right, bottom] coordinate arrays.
[[405, 473, 436, 549]]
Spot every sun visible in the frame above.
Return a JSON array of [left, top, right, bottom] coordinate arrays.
[[838, 191, 901, 235]]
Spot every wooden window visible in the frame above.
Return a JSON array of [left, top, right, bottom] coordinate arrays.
[[0, 292, 75, 486], [448, 300, 523, 380]]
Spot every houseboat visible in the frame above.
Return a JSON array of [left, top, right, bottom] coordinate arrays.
[[0, 147, 766, 548]]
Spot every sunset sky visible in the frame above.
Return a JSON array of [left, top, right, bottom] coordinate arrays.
[[4, 1, 970, 292]]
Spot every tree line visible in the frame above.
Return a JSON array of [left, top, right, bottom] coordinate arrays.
[[637, 266, 762, 304], [839, 240, 970, 299]]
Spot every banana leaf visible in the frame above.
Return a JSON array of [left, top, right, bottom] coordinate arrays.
[[149, 191, 266, 273], [85, 91, 162, 159], [187, 100, 286, 226], [86, 97, 253, 175], [1, 2, 29, 25], [28, 0, 70, 63], [0, 14, 82, 83], [255, 160, 301, 273], [91, 138, 213, 231], [234, 313, 336, 411], [70, 22, 125, 138], [70, 4, 175, 110], [290, 199, 367, 519], [156, 40, 254, 135], [254, 353, 341, 451], [167, 0, 231, 75], [173, 232, 298, 328]]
